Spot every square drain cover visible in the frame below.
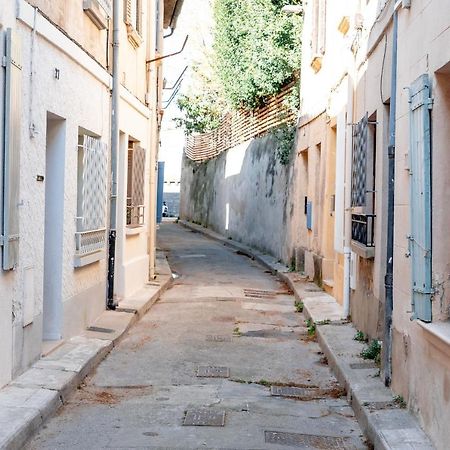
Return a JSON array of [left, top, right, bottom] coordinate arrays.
[[86, 326, 115, 333], [183, 409, 225, 426], [349, 361, 378, 369], [206, 335, 232, 342], [270, 386, 320, 399], [197, 366, 230, 378], [243, 288, 276, 299], [265, 431, 352, 448]]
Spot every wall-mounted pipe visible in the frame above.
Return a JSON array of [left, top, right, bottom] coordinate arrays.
[[107, 0, 120, 310], [383, 6, 399, 387], [146, 35, 188, 64], [163, 65, 187, 90]]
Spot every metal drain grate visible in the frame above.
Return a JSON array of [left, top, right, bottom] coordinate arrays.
[[349, 361, 378, 369], [206, 335, 232, 342], [86, 326, 115, 333], [243, 288, 277, 299], [197, 366, 230, 378], [183, 409, 225, 426], [270, 385, 321, 399], [265, 431, 353, 448]]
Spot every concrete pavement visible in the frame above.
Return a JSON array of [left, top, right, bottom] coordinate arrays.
[[0, 252, 172, 450], [178, 220, 434, 450], [26, 222, 368, 449]]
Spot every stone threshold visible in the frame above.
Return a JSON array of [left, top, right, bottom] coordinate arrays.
[[179, 220, 434, 450], [0, 252, 172, 450]]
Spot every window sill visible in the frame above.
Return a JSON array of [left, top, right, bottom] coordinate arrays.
[[83, 0, 108, 30], [126, 225, 146, 236], [74, 249, 105, 268], [126, 25, 143, 48], [417, 320, 450, 357], [351, 240, 375, 259]]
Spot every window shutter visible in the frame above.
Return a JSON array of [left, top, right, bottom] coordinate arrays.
[[306, 201, 313, 230], [124, 0, 132, 24], [408, 73, 433, 322], [131, 145, 145, 207], [1, 29, 22, 270]]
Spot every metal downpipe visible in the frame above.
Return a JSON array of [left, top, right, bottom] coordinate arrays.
[[383, 7, 398, 386], [107, 0, 120, 310]]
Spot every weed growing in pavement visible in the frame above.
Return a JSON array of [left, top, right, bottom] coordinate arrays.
[[360, 339, 381, 364], [305, 319, 316, 337], [233, 326, 241, 336], [288, 257, 296, 272], [294, 300, 304, 313], [256, 379, 271, 387], [354, 330, 367, 342], [393, 395, 407, 408], [316, 319, 331, 325]]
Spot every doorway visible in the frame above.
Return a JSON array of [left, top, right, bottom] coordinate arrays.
[[42, 112, 66, 341]]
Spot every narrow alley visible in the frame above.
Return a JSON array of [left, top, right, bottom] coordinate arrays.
[[26, 223, 367, 449]]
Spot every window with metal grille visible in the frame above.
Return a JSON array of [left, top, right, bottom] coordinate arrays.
[[75, 134, 108, 257], [351, 113, 376, 250], [126, 144, 146, 226]]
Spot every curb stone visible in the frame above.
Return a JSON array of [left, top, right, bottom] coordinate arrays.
[[178, 220, 434, 450], [0, 254, 172, 450]]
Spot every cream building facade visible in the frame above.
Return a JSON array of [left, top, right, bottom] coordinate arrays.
[[296, 0, 450, 447], [0, 0, 178, 390]]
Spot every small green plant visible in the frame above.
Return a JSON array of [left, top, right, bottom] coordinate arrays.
[[316, 319, 331, 325], [288, 257, 296, 272], [393, 394, 407, 408], [360, 339, 381, 364], [354, 330, 366, 342], [257, 379, 271, 387], [233, 326, 241, 336], [274, 124, 296, 165], [305, 319, 316, 336], [294, 300, 304, 313]]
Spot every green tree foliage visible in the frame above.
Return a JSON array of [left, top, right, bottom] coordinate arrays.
[[213, 0, 302, 110]]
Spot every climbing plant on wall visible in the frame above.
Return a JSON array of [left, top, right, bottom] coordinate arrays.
[[213, 0, 302, 110]]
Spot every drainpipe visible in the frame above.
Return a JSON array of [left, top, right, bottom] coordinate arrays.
[[343, 62, 356, 319], [383, 6, 399, 387], [107, 0, 120, 310]]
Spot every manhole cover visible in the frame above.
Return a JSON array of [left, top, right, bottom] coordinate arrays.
[[86, 326, 115, 333], [264, 431, 352, 448], [206, 335, 232, 342], [270, 386, 321, 399], [115, 307, 136, 314], [305, 287, 323, 292], [243, 288, 276, 299], [183, 409, 226, 426], [349, 361, 378, 369], [241, 330, 295, 339], [197, 366, 230, 378]]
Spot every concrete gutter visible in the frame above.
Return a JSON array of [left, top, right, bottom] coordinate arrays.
[[179, 220, 434, 450], [0, 251, 172, 450]]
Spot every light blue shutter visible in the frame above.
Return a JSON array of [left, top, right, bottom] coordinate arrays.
[[306, 201, 312, 230], [408, 74, 432, 322], [1, 29, 22, 270]]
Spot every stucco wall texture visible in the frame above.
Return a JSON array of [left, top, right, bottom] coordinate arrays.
[[180, 136, 296, 265]]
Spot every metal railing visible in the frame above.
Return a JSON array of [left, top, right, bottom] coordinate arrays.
[[126, 203, 145, 226], [351, 214, 375, 247], [75, 228, 107, 255]]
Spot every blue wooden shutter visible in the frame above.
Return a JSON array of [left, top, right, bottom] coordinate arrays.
[[1, 29, 22, 270], [408, 74, 432, 322]]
